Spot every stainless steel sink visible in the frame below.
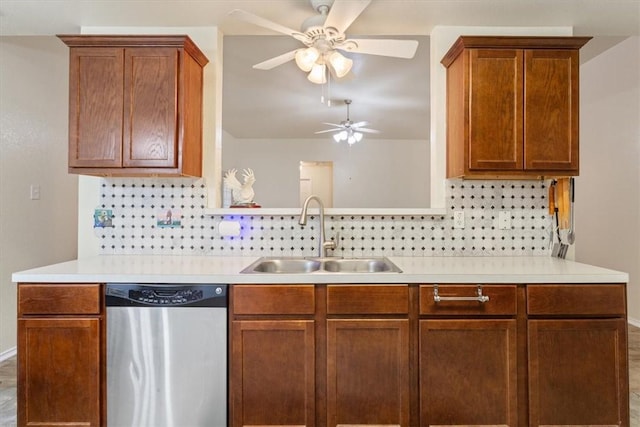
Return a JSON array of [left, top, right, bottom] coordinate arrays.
[[244, 258, 322, 274], [322, 258, 402, 273], [241, 257, 402, 274]]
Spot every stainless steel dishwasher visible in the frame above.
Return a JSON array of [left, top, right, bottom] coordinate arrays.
[[105, 283, 227, 427]]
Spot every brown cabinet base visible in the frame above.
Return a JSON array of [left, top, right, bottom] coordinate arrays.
[[17, 282, 628, 427], [17, 283, 105, 427], [230, 283, 629, 427]]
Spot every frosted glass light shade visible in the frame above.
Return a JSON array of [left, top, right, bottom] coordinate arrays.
[[295, 47, 319, 72], [307, 63, 327, 84], [333, 129, 362, 144], [328, 51, 353, 78]]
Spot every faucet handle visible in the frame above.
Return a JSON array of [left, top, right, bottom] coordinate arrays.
[[324, 232, 340, 252]]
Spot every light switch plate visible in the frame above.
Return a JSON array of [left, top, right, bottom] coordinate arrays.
[[499, 211, 511, 230], [30, 184, 40, 200], [453, 211, 465, 229]]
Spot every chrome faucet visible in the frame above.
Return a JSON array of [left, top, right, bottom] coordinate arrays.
[[299, 195, 336, 258]]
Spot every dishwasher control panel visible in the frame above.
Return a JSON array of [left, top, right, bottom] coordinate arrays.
[[130, 288, 204, 305], [106, 284, 227, 307]]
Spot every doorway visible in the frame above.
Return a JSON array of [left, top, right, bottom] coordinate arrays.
[[299, 161, 333, 207]]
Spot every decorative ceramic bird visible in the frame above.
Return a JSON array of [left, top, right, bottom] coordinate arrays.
[[224, 168, 256, 205]]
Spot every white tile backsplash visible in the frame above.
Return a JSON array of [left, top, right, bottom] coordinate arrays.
[[96, 178, 552, 257]]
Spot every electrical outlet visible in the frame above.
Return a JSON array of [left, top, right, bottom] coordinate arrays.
[[499, 211, 511, 230], [453, 211, 465, 229]]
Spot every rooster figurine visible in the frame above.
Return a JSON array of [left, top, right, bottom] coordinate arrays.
[[224, 168, 256, 205]]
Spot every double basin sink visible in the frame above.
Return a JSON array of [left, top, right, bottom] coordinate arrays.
[[241, 257, 402, 274]]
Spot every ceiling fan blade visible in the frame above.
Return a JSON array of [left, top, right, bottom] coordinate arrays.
[[229, 9, 304, 39], [315, 129, 340, 134], [323, 0, 372, 33], [338, 38, 419, 58], [321, 122, 344, 128], [253, 50, 298, 70], [351, 121, 369, 128], [358, 128, 381, 134]]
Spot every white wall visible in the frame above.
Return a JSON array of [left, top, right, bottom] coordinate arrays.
[[0, 36, 78, 355], [577, 36, 640, 322], [223, 133, 430, 208]]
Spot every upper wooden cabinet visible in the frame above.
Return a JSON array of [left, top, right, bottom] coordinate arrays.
[[58, 35, 208, 177], [442, 36, 591, 179]]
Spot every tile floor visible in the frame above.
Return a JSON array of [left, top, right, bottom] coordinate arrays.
[[1, 325, 638, 426]]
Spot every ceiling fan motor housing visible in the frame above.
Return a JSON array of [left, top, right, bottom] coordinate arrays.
[[302, 0, 335, 33], [310, 0, 334, 14]]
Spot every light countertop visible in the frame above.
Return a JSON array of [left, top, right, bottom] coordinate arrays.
[[11, 255, 629, 285]]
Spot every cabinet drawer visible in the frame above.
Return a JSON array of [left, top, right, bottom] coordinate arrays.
[[527, 284, 626, 316], [327, 285, 409, 315], [18, 283, 102, 315], [232, 285, 315, 315], [420, 284, 517, 316]]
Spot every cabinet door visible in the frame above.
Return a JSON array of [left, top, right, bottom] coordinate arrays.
[[468, 48, 524, 171], [18, 317, 102, 427], [123, 47, 178, 168], [420, 319, 518, 426], [68, 47, 124, 168], [327, 319, 410, 427], [528, 318, 629, 426], [230, 320, 315, 427], [524, 49, 579, 172]]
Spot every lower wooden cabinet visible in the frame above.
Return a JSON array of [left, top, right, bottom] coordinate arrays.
[[527, 284, 629, 426], [229, 283, 629, 427], [420, 319, 517, 426], [419, 284, 519, 426], [230, 320, 316, 427], [528, 318, 628, 426], [327, 319, 410, 426], [17, 282, 628, 427], [17, 283, 104, 427], [18, 318, 102, 426]]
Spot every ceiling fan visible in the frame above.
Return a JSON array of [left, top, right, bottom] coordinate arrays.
[[315, 99, 380, 144], [229, 0, 419, 84]]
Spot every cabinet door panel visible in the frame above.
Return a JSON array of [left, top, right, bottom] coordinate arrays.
[[528, 318, 628, 426], [231, 320, 315, 427], [68, 47, 124, 168], [18, 318, 102, 427], [327, 319, 410, 427], [524, 49, 579, 172], [123, 47, 178, 168], [468, 49, 523, 171], [420, 319, 517, 426]]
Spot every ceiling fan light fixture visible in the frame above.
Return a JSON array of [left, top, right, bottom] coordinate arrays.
[[354, 131, 363, 142], [328, 50, 352, 78], [295, 47, 320, 72], [307, 62, 327, 84]]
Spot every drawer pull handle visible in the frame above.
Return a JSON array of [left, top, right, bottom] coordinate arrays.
[[433, 285, 490, 303]]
